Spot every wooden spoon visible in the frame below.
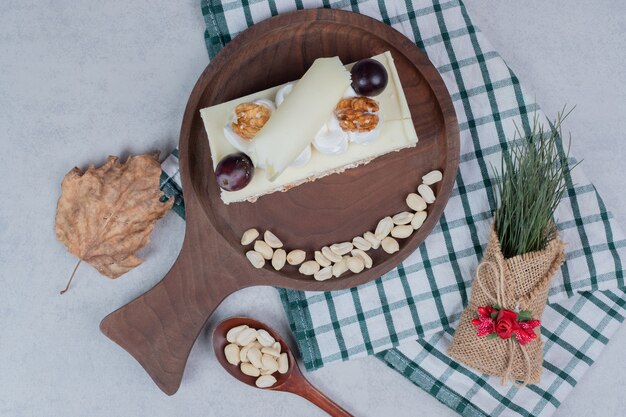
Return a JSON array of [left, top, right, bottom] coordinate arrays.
[[213, 317, 354, 417]]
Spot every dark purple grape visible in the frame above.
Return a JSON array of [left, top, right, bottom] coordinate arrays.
[[350, 59, 388, 97], [215, 152, 254, 191]]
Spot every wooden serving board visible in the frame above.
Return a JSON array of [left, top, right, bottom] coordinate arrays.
[[100, 9, 459, 396]]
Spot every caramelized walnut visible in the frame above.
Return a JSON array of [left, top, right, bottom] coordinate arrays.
[[336, 96, 379, 113], [232, 102, 271, 140], [334, 97, 380, 133]]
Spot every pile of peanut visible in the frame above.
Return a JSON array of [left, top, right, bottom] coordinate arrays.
[[223, 324, 289, 388], [242, 170, 442, 280]]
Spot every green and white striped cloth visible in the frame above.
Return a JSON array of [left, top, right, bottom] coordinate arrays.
[[160, 1, 626, 416]]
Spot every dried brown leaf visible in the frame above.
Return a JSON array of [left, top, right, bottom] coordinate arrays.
[[55, 153, 173, 293]]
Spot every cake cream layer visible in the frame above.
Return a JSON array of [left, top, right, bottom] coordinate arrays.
[[252, 57, 351, 181], [200, 51, 418, 204]]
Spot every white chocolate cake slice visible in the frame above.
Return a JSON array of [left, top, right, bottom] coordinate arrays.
[[200, 51, 418, 204]]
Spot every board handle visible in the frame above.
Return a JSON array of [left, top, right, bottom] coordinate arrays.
[[100, 233, 238, 395]]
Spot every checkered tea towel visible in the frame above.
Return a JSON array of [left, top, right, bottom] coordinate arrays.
[[159, 1, 626, 416]]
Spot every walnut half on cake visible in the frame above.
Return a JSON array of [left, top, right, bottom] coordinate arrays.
[[200, 51, 418, 204]]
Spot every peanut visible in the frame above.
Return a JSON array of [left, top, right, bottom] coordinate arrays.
[[255, 375, 277, 388], [314, 266, 333, 281], [346, 256, 365, 274], [351, 249, 373, 269], [224, 344, 240, 366], [363, 231, 381, 249], [381, 237, 400, 254], [241, 362, 260, 377], [241, 228, 259, 245], [352, 236, 372, 251], [278, 353, 289, 374], [299, 260, 320, 276], [406, 193, 427, 211], [374, 216, 394, 241], [332, 258, 349, 278], [391, 225, 413, 239], [246, 250, 265, 269], [322, 246, 342, 263], [286, 249, 306, 265], [422, 170, 443, 185], [315, 250, 331, 267], [418, 184, 436, 204], [330, 242, 353, 256], [256, 329, 275, 347], [263, 230, 283, 248], [226, 325, 249, 343], [254, 240, 273, 260], [392, 211, 414, 225], [271, 249, 286, 271], [411, 211, 427, 230]]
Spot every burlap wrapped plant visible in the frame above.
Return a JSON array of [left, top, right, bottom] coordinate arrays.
[[448, 225, 565, 384], [448, 112, 574, 385]]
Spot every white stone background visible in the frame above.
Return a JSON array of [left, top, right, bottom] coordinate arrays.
[[1, 1, 624, 416]]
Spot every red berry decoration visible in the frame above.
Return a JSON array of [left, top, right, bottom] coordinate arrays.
[[471, 304, 540, 346], [215, 152, 254, 191]]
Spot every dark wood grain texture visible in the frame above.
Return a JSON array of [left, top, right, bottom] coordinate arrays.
[[213, 317, 353, 417], [100, 9, 459, 396]]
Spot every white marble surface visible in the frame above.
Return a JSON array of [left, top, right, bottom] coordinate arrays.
[[1, 1, 624, 416]]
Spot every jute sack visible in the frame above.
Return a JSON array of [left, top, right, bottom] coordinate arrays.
[[448, 224, 565, 385]]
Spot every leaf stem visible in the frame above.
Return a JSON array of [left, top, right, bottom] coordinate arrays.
[[60, 260, 81, 295]]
